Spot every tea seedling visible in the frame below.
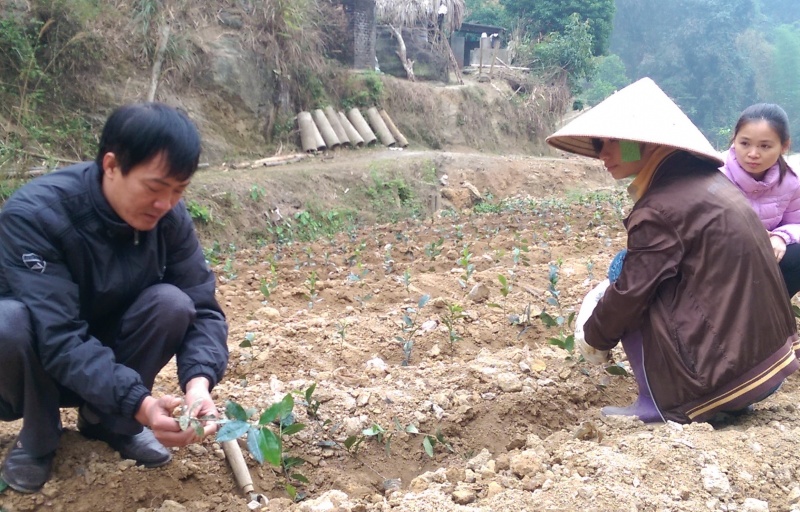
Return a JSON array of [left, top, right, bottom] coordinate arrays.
[[304, 271, 319, 309], [259, 264, 279, 302], [397, 295, 430, 366], [456, 245, 475, 289], [440, 302, 465, 344], [402, 269, 412, 294], [249, 184, 266, 201], [539, 261, 576, 353], [240, 332, 256, 349], [344, 420, 453, 459], [424, 238, 444, 261]]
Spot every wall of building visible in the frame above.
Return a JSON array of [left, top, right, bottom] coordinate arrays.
[[343, 0, 377, 69]]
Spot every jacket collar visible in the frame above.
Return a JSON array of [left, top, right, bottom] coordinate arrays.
[[724, 147, 780, 193], [86, 162, 139, 242]]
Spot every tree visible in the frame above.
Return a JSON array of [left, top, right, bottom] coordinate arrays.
[[375, 0, 466, 81], [529, 13, 596, 93], [464, 0, 511, 28], [582, 54, 628, 107], [500, 0, 614, 55], [610, 0, 759, 147], [767, 25, 800, 143]]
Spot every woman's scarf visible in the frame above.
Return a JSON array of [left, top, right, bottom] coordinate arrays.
[[627, 146, 677, 201]]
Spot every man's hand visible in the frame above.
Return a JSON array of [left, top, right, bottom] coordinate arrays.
[[135, 395, 198, 447], [134, 377, 219, 447], [770, 234, 787, 262], [184, 376, 220, 440]]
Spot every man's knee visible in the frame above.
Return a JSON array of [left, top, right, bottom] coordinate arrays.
[[139, 284, 196, 321], [0, 300, 34, 352]]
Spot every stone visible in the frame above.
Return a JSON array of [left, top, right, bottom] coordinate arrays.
[[452, 488, 477, 505], [497, 372, 523, 392], [510, 450, 541, 478]]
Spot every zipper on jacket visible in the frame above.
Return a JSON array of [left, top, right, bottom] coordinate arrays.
[[134, 230, 140, 246]]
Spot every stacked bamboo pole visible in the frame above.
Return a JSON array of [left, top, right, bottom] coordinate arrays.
[[379, 110, 408, 148], [366, 107, 396, 147], [347, 108, 378, 146], [295, 107, 408, 151]]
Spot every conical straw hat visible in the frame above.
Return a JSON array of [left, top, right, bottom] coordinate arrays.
[[546, 77, 722, 165]]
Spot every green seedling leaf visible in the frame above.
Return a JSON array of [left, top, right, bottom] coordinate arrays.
[[0, 476, 8, 493], [248, 427, 282, 467], [564, 334, 575, 352], [546, 297, 558, 306], [286, 483, 297, 501], [362, 424, 385, 436], [239, 338, 252, 348], [793, 304, 800, 318], [281, 423, 306, 436], [344, 436, 358, 450], [405, 424, 419, 434], [277, 412, 296, 428], [225, 401, 250, 422], [498, 274, 508, 286], [540, 312, 558, 328], [259, 394, 294, 426], [304, 382, 317, 403], [422, 436, 434, 457], [486, 303, 502, 309], [216, 420, 251, 442], [193, 423, 205, 438], [605, 364, 629, 376], [178, 414, 191, 431], [291, 473, 310, 484], [283, 456, 306, 470], [418, 294, 430, 308]]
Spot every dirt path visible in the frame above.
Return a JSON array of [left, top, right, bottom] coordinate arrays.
[[2, 149, 799, 512]]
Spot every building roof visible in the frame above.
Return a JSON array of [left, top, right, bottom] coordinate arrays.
[[457, 22, 506, 34]]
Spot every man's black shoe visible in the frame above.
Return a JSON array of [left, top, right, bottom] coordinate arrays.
[[1, 439, 55, 493], [78, 414, 171, 468]]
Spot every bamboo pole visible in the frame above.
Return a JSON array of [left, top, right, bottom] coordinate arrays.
[[366, 107, 396, 147], [339, 111, 365, 147], [324, 106, 349, 146], [312, 109, 341, 149], [379, 110, 408, 148], [297, 111, 318, 153], [347, 108, 378, 146]]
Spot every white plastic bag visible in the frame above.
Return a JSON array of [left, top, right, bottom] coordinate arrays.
[[574, 279, 611, 364]]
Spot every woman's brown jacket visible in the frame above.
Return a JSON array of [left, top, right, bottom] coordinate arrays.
[[584, 151, 800, 423]]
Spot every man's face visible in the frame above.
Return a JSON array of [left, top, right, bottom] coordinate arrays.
[[101, 151, 191, 231]]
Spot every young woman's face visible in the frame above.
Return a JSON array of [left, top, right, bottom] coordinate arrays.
[[597, 139, 648, 180], [733, 120, 788, 179]]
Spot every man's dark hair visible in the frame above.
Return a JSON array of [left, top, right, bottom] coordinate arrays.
[[95, 102, 201, 181]]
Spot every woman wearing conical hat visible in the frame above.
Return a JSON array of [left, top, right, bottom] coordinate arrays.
[[547, 78, 800, 424]]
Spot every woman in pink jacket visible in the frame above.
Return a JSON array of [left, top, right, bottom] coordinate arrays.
[[721, 103, 800, 298]]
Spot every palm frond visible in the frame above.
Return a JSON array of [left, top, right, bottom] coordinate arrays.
[[375, 0, 464, 30]]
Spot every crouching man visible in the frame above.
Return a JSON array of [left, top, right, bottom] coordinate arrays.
[[0, 102, 229, 492]]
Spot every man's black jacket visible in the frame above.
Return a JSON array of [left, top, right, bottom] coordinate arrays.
[[0, 162, 228, 419]]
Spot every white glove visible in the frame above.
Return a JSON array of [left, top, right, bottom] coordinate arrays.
[[574, 279, 611, 364]]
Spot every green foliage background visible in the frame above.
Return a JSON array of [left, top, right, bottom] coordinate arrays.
[[465, 0, 800, 149]]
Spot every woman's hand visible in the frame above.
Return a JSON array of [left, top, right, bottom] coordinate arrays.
[[770, 234, 787, 262]]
